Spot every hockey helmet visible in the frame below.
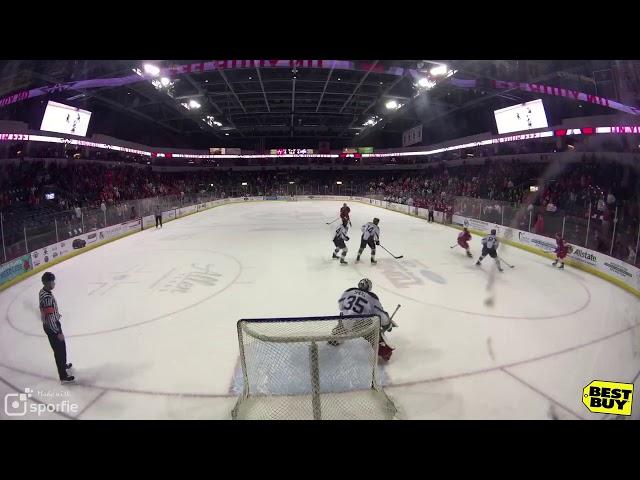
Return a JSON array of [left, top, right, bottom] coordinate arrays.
[[358, 278, 372, 292], [490, 229, 497, 235], [463, 227, 468, 232], [373, 218, 380, 225]]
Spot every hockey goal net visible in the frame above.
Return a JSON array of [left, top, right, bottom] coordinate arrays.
[[232, 315, 398, 420]]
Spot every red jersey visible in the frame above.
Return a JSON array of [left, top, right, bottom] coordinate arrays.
[[340, 206, 350, 219], [458, 230, 471, 247], [555, 236, 569, 258]]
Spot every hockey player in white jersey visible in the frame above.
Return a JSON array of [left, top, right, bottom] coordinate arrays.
[[475, 229, 503, 272], [332, 218, 350, 264], [332, 278, 394, 361], [356, 218, 380, 264]]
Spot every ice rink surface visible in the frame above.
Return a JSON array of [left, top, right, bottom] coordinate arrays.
[[1, 200, 638, 419]]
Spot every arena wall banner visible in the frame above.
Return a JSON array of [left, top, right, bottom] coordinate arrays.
[[142, 214, 156, 229], [31, 239, 74, 268], [515, 230, 558, 254], [0, 254, 32, 286], [98, 219, 141, 241], [451, 215, 493, 233], [162, 209, 177, 223], [599, 255, 640, 290], [177, 205, 197, 218], [85, 231, 99, 245], [567, 246, 599, 268]]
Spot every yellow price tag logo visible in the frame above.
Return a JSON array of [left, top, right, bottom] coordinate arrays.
[[583, 380, 633, 416]]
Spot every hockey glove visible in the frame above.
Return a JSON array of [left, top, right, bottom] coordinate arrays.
[[375, 240, 380, 245], [345, 236, 350, 241]]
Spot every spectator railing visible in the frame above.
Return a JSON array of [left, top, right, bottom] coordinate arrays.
[[2, 188, 637, 269], [0, 185, 376, 264]]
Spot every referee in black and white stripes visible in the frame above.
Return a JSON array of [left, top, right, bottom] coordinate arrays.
[[39, 272, 75, 383]]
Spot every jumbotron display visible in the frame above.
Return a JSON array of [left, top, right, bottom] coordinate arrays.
[[40, 101, 92, 137], [493, 99, 548, 134]]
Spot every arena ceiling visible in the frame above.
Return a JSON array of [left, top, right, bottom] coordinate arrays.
[[0, 59, 617, 149]]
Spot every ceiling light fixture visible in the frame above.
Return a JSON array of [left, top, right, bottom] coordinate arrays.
[[144, 64, 160, 76], [430, 64, 448, 76]]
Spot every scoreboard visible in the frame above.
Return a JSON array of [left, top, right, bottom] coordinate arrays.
[[270, 148, 314, 155]]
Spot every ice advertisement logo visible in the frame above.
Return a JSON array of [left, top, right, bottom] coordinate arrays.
[[582, 380, 633, 416], [4, 388, 79, 417]]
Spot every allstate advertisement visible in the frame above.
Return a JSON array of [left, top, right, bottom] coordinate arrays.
[[0, 254, 33, 286]]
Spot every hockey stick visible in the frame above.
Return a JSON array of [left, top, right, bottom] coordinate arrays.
[[499, 255, 515, 269], [379, 244, 404, 259], [389, 304, 401, 328], [380, 304, 402, 350], [325, 217, 340, 225], [450, 243, 459, 249]]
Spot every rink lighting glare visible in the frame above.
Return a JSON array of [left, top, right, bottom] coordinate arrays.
[[430, 64, 448, 76], [336, 181, 342, 185], [418, 77, 430, 87], [188, 100, 201, 109], [144, 64, 160, 77], [241, 182, 248, 186], [385, 100, 398, 110], [160, 77, 170, 87], [289, 181, 295, 184], [530, 186, 539, 192]]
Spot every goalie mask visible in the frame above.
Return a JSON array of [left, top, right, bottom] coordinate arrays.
[[358, 278, 372, 292]]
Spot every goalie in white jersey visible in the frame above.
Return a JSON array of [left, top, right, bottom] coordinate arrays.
[[331, 218, 350, 265], [475, 229, 503, 272], [331, 278, 394, 361], [356, 218, 380, 264]]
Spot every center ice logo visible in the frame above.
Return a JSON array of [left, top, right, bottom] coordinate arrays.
[[379, 259, 447, 288], [582, 380, 633, 416]]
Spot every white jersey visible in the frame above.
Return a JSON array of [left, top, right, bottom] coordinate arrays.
[[361, 222, 380, 242], [338, 287, 390, 330], [481, 234, 499, 250], [333, 224, 349, 241]]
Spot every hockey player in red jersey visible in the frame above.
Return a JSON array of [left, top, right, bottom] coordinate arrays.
[[457, 227, 473, 257], [552, 232, 571, 269], [340, 203, 352, 226]]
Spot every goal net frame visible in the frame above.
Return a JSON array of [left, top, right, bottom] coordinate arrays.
[[231, 314, 398, 420]]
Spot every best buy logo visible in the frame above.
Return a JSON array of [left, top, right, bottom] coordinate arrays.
[[583, 380, 633, 416]]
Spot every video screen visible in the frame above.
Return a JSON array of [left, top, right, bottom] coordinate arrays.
[[40, 101, 92, 137], [494, 99, 548, 134]]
